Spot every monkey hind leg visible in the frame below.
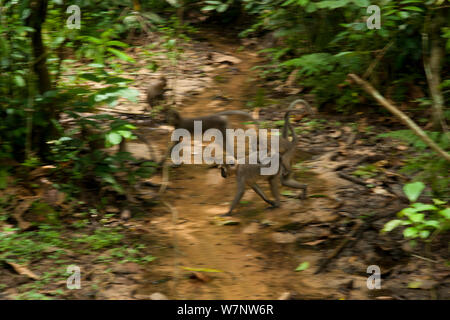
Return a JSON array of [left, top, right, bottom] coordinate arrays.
[[280, 175, 307, 199], [251, 184, 277, 207]]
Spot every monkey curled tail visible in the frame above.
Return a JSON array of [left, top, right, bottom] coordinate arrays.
[[278, 98, 314, 199]]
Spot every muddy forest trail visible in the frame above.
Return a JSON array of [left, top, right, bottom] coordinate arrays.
[[129, 32, 378, 300]]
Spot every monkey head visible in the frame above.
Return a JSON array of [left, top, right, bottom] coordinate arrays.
[[219, 156, 237, 178], [158, 75, 167, 86]]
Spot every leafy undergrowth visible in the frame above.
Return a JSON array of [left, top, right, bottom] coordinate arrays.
[[0, 213, 157, 299], [252, 107, 450, 299]]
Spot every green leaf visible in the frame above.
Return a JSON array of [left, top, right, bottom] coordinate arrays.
[[83, 36, 103, 44], [281, 0, 296, 6], [423, 220, 440, 229], [106, 132, 122, 145], [306, 2, 317, 12], [352, 0, 369, 7], [403, 6, 423, 12], [410, 203, 437, 212], [118, 88, 139, 102], [106, 40, 128, 48], [419, 230, 430, 239], [403, 227, 418, 238], [439, 208, 450, 219], [217, 3, 229, 12], [432, 199, 447, 206], [403, 182, 425, 202], [382, 219, 404, 232], [409, 213, 424, 223], [408, 281, 422, 289], [295, 262, 309, 271], [106, 48, 135, 63], [117, 130, 132, 139], [13, 75, 25, 87], [79, 73, 101, 82], [398, 207, 419, 217], [201, 5, 217, 11]]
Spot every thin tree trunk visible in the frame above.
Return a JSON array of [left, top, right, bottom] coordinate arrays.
[[423, 8, 447, 131], [26, 0, 56, 157], [348, 73, 450, 162], [26, 0, 51, 96]]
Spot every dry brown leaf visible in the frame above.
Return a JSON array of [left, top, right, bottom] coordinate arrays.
[[302, 239, 327, 246], [29, 165, 56, 180], [189, 272, 211, 283], [329, 130, 342, 139], [212, 53, 242, 65], [7, 262, 40, 280], [12, 197, 37, 230]]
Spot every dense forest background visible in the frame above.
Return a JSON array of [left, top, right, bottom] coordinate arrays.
[[0, 0, 449, 300]]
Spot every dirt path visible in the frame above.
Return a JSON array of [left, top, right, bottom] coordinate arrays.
[[125, 32, 376, 300]]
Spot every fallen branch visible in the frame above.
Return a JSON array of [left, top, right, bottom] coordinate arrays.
[[338, 172, 367, 187], [315, 220, 363, 274], [348, 73, 450, 162]]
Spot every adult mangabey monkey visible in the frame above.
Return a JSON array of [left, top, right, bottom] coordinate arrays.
[[159, 108, 259, 165], [219, 99, 314, 214], [146, 76, 167, 111], [219, 153, 281, 216]]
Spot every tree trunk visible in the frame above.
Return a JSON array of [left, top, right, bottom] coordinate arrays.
[[423, 8, 447, 131], [26, 0, 51, 95], [26, 0, 56, 157]]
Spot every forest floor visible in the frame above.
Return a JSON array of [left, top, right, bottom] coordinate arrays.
[[0, 29, 448, 300]]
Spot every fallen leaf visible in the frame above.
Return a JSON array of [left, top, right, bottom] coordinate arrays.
[[272, 232, 298, 244], [7, 262, 39, 280], [329, 130, 342, 138], [302, 239, 326, 246], [295, 262, 310, 271], [212, 53, 242, 65], [278, 292, 291, 300], [189, 272, 211, 282]]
